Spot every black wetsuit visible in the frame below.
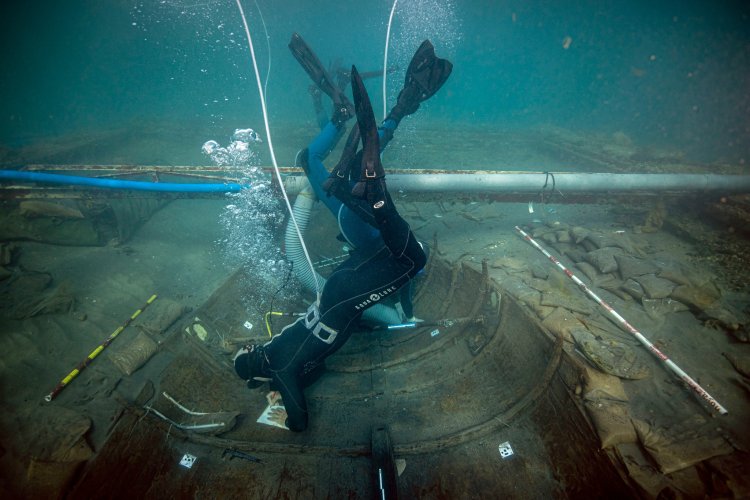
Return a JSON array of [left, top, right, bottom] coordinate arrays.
[[242, 38, 451, 431], [262, 190, 425, 431]]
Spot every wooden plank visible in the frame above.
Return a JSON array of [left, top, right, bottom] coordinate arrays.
[[372, 425, 399, 499]]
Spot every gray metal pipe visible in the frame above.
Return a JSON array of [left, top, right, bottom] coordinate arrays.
[[283, 172, 750, 195], [14, 165, 748, 196]]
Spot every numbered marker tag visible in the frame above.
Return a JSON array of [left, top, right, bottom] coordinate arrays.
[[498, 442, 514, 459], [180, 453, 197, 468]]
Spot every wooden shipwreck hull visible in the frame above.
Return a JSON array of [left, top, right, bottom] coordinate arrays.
[[68, 257, 632, 498]]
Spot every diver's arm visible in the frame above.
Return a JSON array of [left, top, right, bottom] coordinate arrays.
[[272, 371, 308, 432]]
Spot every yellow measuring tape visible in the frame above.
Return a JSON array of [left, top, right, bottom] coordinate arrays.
[[264, 310, 305, 338], [264, 311, 283, 338], [44, 294, 158, 402]]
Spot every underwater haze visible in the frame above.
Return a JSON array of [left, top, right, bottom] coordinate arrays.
[[0, 0, 749, 167]]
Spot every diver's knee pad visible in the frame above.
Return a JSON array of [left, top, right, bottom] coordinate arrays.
[[304, 301, 339, 345]]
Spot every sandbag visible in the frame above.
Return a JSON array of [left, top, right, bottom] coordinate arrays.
[[571, 327, 650, 380], [135, 299, 187, 336], [109, 331, 158, 376], [585, 400, 637, 449], [632, 419, 733, 474]]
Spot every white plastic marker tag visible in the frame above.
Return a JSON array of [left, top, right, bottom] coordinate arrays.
[[244, 321, 253, 330], [180, 453, 197, 468], [430, 329, 440, 337], [498, 441, 514, 459]]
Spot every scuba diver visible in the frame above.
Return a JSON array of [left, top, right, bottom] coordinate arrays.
[[290, 33, 451, 321], [233, 35, 453, 432]]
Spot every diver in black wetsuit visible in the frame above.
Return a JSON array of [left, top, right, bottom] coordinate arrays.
[[233, 39, 452, 432], [291, 34, 448, 322]]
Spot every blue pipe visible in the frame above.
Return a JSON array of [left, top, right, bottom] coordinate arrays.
[[0, 170, 248, 193]]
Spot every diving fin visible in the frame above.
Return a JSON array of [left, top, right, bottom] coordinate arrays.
[[387, 40, 453, 123], [322, 124, 360, 195], [350, 65, 387, 204], [289, 33, 354, 124]]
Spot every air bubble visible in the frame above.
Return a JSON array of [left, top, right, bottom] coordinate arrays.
[[205, 129, 297, 310]]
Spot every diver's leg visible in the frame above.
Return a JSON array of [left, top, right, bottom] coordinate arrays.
[[350, 65, 427, 268], [377, 119, 398, 152], [303, 122, 346, 216], [373, 190, 426, 267], [324, 42, 455, 239], [313, 237, 424, 359], [378, 40, 453, 152]]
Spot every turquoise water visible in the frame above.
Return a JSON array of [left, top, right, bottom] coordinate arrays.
[[0, 0, 748, 166], [1, 4, 750, 496]]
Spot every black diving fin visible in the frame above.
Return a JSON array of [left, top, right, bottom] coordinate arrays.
[[388, 40, 453, 122], [322, 124, 360, 195], [288, 33, 354, 123], [350, 65, 387, 203]]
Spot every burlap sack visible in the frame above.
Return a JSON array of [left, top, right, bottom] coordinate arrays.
[[110, 331, 158, 376]]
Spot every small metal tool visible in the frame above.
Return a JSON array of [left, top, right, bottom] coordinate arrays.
[[222, 448, 262, 464]]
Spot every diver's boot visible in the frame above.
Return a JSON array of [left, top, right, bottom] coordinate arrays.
[[386, 40, 453, 124], [349, 65, 388, 206], [330, 93, 353, 127], [289, 33, 354, 124]]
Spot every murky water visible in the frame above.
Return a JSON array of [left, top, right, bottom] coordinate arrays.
[[0, 1, 749, 496]]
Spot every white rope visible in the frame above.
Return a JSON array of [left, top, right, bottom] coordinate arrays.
[[252, 0, 271, 101], [234, 0, 321, 301], [383, 0, 399, 120]]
